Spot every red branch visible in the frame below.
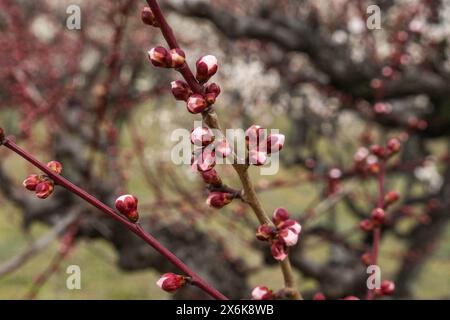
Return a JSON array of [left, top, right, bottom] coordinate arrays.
[[1, 136, 227, 300]]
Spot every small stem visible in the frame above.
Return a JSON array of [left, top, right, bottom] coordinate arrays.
[[367, 160, 385, 300], [1, 138, 227, 300]]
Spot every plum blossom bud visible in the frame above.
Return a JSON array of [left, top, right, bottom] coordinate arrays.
[[169, 48, 185, 68], [23, 174, 41, 191], [205, 93, 217, 105], [141, 7, 158, 27], [47, 161, 62, 174], [215, 139, 232, 158], [371, 208, 385, 224], [156, 273, 186, 293], [256, 224, 275, 241], [206, 192, 233, 209], [192, 149, 216, 172], [248, 150, 267, 166], [380, 280, 395, 295], [200, 169, 222, 187], [205, 83, 221, 104], [387, 137, 401, 154], [279, 227, 299, 247], [359, 219, 373, 232], [279, 219, 301, 235], [370, 144, 386, 158], [270, 239, 287, 261], [245, 125, 266, 149], [313, 292, 326, 300], [195, 55, 218, 83], [205, 83, 221, 97], [354, 147, 369, 163], [190, 127, 215, 146], [251, 286, 273, 300], [385, 190, 400, 206], [266, 134, 285, 154], [187, 94, 208, 114], [35, 180, 54, 199], [148, 46, 171, 68], [272, 207, 290, 227], [171, 80, 192, 101], [115, 194, 139, 222]]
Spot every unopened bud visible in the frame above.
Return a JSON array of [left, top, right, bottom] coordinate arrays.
[[169, 48, 185, 68], [187, 94, 208, 114], [23, 174, 41, 191], [170, 80, 192, 101], [148, 46, 171, 68], [35, 180, 54, 199], [47, 160, 62, 174], [251, 286, 273, 300], [156, 273, 186, 293], [190, 127, 215, 147], [141, 7, 159, 27], [206, 192, 233, 209], [115, 194, 139, 222], [196, 55, 218, 83], [272, 207, 290, 227], [200, 169, 222, 187]]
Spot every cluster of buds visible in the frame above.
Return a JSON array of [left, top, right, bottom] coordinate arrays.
[[256, 208, 301, 261], [148, 46, 186, 69], [156, 273, 187, 293], [22, 161, 62, 199], [245, 125, 285, 166], [353, 137, 402, 175], [189, 126, 234, 209], [251, 286, 273, 300], [171, 74, 220, 114], [115, 194, 139, 222]]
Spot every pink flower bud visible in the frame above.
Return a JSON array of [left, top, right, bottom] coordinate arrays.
[[200, 169, 222, 187], [272, 207, 290, 227], [380, 280, 395, 295], [270, 239, 288, 261], [205, 92, 217, 105], [141, 7, 158, 27], [195, 55, 218, 83], [47, 160, 62, 174], [256, 224, 275, 241], [313, 292, 326, 300], [23, 174, 41, 191], [205, 83, 221, 97], [169, 48, 185, 68], [279, 228, 299, 247], [386, 137, 401, 154], [171, 80, 192, 101], [191, 149, 216, 172], [279, 219, 302, 235], [190, 127, 215, 146], [215, 139, 232, 158], [251, 286, 273, 300], [206, 192, 233, 209], [115, 194, 139, 222], [266, 134, 285, 154], [371, 208, 385, 225], [370, 144, 386, 158], [248, 150, 267, 166], [35, 180, 54, 199], [156, 273, 186, 293], [245, 125, 266, 149], [187, 94, 208, 114], [385, 190, 400, 206], [148, 46, 171, 68], [359, 219, 373, 232]]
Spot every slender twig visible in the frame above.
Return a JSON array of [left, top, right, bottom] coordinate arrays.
[[0, 135, 227, 300], [367, 160, 385, 300], [144, 0, 302, 299]]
